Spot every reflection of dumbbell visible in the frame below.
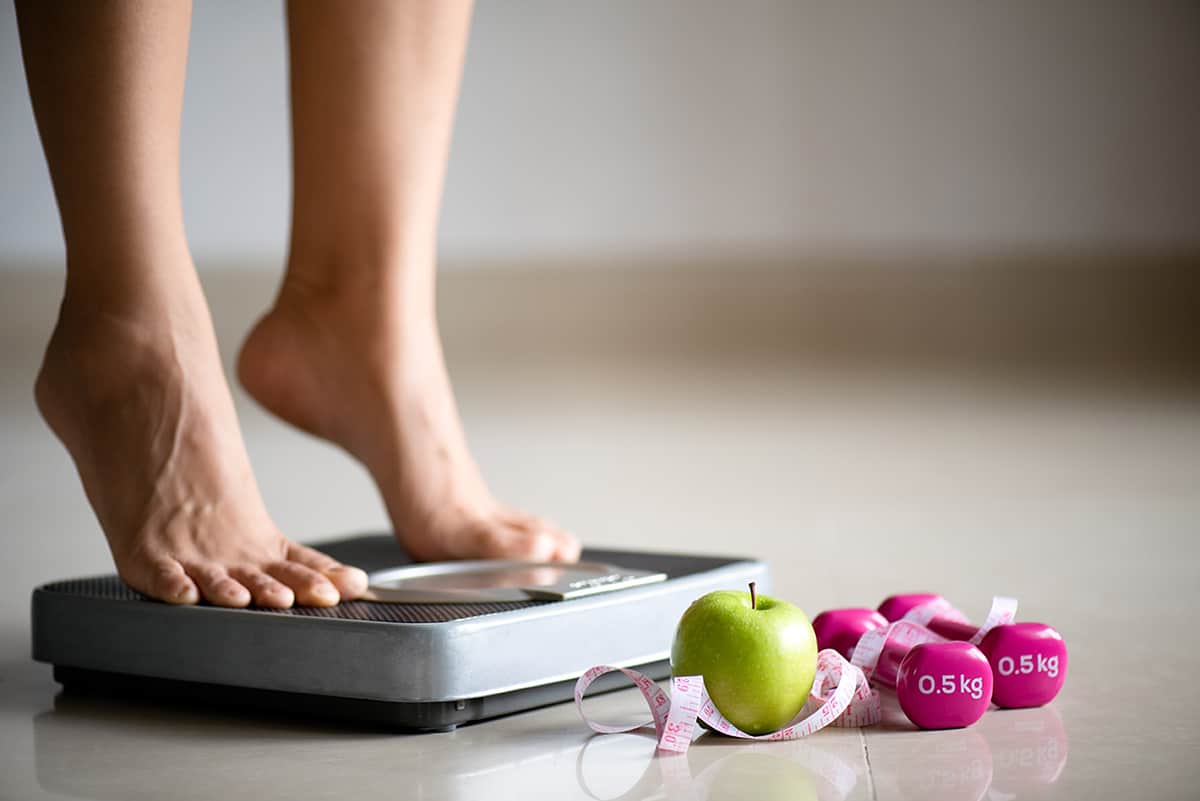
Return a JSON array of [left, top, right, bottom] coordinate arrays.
[[878, 594, 1068, 709], [815, 612, 992, 730], [977, 704, 1070, 797], [889, 727, 994, 801]]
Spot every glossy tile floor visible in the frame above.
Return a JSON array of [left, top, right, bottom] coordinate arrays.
[[1, 269, 1198, 800]]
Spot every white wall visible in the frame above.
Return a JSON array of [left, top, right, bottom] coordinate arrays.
[[2, 0, 1198, 269]]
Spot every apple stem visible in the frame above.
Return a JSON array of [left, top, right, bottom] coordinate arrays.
[[749, 581, 757, 610]]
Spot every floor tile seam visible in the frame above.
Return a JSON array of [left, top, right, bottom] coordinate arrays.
[[859, 728, 878, 801]]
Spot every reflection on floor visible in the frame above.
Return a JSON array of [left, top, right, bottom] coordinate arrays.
[[30, 686, 1067, 801]]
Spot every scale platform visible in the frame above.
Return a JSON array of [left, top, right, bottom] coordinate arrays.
[[32, 534, 767, 731]]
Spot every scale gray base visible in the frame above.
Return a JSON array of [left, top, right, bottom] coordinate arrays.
[[32, 534, 767, 731]]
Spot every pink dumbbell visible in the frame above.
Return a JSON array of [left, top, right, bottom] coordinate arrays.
[[879, 594, 1068, 709], [816, 611, 993, 730], [895, 641, 994, 730], [812, 608, 888, 660]]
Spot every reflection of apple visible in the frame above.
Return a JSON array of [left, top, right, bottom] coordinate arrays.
[[702, 752, 818, 801], [670, 583, 817, 735]]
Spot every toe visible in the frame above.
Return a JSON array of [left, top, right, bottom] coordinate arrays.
[[510, 531, 558, 562], [183, 562, 251, 607], [144, 558, 199, 604], [319, 564, 368, 600], [532, 527, 580, 563], [496, 509, 542, 534], [533, 522, 580, 562], [496, 510, 581, 563], [468, 517, 555, 562], [551, 529, 582, 562], [286, 543, 369, 600], [228, 566, 295, 608], [265, 561, 340, 607]]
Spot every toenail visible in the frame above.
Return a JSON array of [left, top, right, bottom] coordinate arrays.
[[333, 566, 367, 582]]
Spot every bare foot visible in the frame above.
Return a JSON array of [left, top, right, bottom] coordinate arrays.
[[35, 274, 368, 607], [237, 275, 580, 563]]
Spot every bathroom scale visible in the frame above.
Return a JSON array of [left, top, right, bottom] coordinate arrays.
[[31, 534, 767, 731]]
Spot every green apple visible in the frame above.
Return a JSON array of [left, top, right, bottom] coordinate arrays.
[[671, 583, 817, 735]]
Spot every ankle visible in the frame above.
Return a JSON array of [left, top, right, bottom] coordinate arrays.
[[277, 254, 437, 331], [36, 311, 157, 442], [38, 264, 216, 419], [41, 290, 182, 381], [61, 242, 202, 323]]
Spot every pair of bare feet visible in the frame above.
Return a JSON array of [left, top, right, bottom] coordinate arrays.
[[17, 1, 574, 608], [35, 258, 579, 609]]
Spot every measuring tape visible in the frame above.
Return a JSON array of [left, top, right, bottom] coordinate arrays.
[[574, 649, 880, 754], [852, 596, 1018, 679]]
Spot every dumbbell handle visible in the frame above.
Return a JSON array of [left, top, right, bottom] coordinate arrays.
[[878, 594, 1018, 645], [925, 617, 985, 641], [853, 620, 938, 687]]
